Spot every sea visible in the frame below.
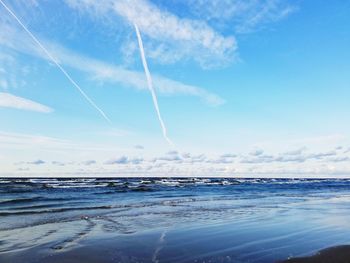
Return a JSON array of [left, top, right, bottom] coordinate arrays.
[[1, 178, 350, 263]]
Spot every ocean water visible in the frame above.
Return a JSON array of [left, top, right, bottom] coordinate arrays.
[[1, 178, 350, 263]]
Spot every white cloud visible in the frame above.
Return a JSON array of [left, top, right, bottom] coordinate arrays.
[[52, 161, 66, 166], [249, 149, 264, 156], [63, 0, 296, 67], [282, 147, 307, 156], [187, 0, 296, 33], [81, 160, 96, 166], [240, 149, 342, 164], [85, 146, 350, 177], [134, 145, 144, 150], [65, 0, 237, 68], [4, 143, 350, 177], [27, 159, 45, 165], [105, 156, 143, 165], [1, 126, 349, 178], [0, 51, 22, 90], [328, 157, 350, 163], [308, 151, 337, 160], [220, 153, 237, 158], [0, 92, 53, 113], [0, 21, 224, 106], [0, 131, 130, 153]]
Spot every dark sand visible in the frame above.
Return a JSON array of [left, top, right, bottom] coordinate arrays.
[[3, 242, 350, 263], [281, 245, 350, 263]]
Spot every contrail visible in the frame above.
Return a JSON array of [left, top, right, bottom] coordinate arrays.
[[134, 23, 173, 146], [0, 0, 111, 124]]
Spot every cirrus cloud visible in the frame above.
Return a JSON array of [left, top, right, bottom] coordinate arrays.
[[65, 0, 237, 68], [0, 92, 53, 113]]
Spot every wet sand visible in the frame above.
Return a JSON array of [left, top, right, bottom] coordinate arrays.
[[2, 238, 350, 263], [281, 245, 350, 263]]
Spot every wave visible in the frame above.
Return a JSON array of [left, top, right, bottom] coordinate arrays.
[[3, 178, 350, 191], [0, 197, 43, 205], [0, 205, 113, 216]]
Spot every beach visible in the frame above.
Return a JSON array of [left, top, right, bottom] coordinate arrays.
[[1, 178, 350, 263], [281, 245, 350, 263]]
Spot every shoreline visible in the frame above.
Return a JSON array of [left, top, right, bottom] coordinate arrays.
[[2, 241, 350, 263], [2, 178, 350, 262]]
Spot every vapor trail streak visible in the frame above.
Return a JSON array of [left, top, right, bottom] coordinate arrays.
[[0, 0, 111, 124], [134, 23, 173, 145]]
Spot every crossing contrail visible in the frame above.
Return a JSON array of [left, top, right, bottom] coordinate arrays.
[[134, 23, 173, 146], [0, 0, 112, 124]]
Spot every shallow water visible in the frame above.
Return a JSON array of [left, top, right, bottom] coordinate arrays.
[[1, 178, 350, 262]]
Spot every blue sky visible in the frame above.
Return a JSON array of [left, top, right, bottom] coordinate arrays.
[[1, 0, 350, 177]]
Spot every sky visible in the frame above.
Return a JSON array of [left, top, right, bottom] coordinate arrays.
[[1, 0, 350, 177]]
